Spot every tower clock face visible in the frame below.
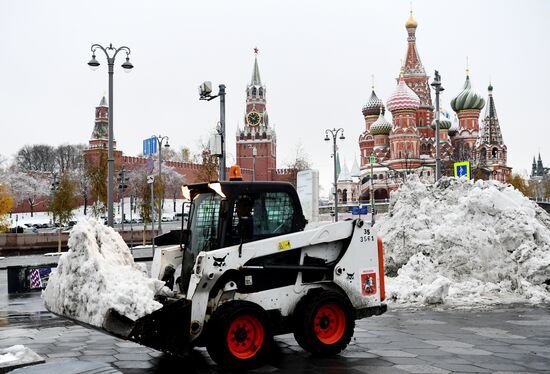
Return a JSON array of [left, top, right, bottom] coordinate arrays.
[[247, 111, 261, 126]]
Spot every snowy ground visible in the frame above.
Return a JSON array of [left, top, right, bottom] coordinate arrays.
[[376, 176, 550, 307], [8, 198, 186, 228], [0, 345, 43, 368], [43, 219, 166, 327]]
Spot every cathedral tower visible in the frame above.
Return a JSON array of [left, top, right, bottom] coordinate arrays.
[[402, 11, 434, 148], [359, 87, 384, 167], [236, 49, 277, 181], [387, 70, 422, 171], [451, 71, 485, 162]]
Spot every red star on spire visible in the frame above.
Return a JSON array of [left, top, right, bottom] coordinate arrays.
[[254, 47, 259, 55]]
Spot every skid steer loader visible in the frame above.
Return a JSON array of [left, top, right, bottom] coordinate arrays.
[[56, 180, 387, 370]]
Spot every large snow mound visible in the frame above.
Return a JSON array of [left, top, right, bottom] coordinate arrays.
[[376, 176, 550, 306], [44, 219, 164, 327]]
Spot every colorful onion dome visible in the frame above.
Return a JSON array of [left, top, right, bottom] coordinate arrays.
[[370, 110, 393, 135], [451, 75, 485, 112], [405, 11, 417, 28], [431, 109, 452, 130], [362, 89, 385, 116], [386, 74, 420, 112]]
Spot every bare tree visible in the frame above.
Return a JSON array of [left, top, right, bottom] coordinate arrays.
[[284, 142, 312, 186], [55, 144, 85, 174], [15, 144, 57, 173], [193, 148, 218, 182]]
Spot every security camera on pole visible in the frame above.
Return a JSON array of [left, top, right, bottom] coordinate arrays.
[[199, 81, 226, 180]]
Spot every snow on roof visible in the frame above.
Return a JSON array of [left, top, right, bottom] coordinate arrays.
[[43, 218, 165, 327], [376, 175, 550, 306]]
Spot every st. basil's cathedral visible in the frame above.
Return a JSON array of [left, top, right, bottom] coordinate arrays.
[[336, 11, 512, 203]]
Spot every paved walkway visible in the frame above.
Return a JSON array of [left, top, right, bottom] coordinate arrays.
[[1, 281, 550, 373], [0, 247, 155, 270]]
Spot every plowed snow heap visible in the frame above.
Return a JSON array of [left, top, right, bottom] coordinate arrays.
[[44, 219, 164, 327], [376, 176, 550, 306]]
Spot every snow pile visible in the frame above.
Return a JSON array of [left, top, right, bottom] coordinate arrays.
[[0, 345, 34, 364], [44, 218, 164, 327], [376, 176, 550, 306]]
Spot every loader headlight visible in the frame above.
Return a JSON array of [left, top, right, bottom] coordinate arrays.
[[195, 253, 206, 275]]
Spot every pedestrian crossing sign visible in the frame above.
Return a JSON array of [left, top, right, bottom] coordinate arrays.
[[454, 161, 470, 179], [368, 156, 377, 164]]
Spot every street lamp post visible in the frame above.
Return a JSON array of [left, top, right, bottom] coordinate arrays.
[[431, 70, 445, 181], [50, 173, 60, 253], [324, 128, 345, 222], [152, 135, 170, 233], [88, 43, 134, 227], [199, 82, 227, 181], [248, 145, 257, 181]]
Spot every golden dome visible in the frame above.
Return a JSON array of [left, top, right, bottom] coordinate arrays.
[[405, 11, 417, 28]]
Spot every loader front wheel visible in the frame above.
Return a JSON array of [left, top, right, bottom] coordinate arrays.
[[293, 290, 355, 356], [206, 301, 271, 370]]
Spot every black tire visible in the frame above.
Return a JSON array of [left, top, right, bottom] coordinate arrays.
[[293, 289, 355, 356], [206, 301, 272, 370]]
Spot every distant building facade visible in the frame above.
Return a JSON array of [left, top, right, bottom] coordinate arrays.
[[530, 153, 549, 200]]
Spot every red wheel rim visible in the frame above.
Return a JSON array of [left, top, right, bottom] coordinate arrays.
[[227, 314, 265, 359], [314, 303, 346, 344]]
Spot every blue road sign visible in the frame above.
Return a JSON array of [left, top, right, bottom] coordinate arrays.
[[143, 137, 157, 156], [352, 206, 369, 215], [454, 161, 470, 179]]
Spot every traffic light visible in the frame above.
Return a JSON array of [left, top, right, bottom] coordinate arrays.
[[117, 168, 129, 191]]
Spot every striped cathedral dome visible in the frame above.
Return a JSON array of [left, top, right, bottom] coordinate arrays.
[[362, 89, 385, 116], [451, 75, 485, 112], [386, 75, 420, 112], [370, 110, 393, 135], [431, 110, 452, 130]]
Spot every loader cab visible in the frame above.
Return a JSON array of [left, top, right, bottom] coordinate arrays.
[[184, 181, 306, 255]]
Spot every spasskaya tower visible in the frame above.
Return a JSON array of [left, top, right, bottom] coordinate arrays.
[[236, 49, 277, 181]]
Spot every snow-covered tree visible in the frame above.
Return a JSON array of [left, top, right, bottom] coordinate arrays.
[[163, 165, 186, 212], [7, 171, 51, 217]]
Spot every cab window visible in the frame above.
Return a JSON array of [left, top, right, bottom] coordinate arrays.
[[226, 191, 295, 246]]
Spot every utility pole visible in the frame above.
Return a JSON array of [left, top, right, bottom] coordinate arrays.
[[117, 167, 128, 231], [431, 70, 445, 181], [219, 84, 226, 181], [147, 175, 155, 255], [370, 156, 375, 226], [324, 128, 345, 222]]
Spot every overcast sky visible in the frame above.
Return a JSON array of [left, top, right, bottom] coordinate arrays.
[[1, 0, 548, 192]]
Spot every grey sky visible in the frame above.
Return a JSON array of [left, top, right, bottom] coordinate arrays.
[[1, 0, 548, 192]]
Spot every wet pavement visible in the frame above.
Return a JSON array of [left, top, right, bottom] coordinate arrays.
[[1, 269, 550, 373]]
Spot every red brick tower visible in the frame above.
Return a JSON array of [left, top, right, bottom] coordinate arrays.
[[236, 49, 277, 181], [387, 70, 422, 171], [84, 96, 122, 170]]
